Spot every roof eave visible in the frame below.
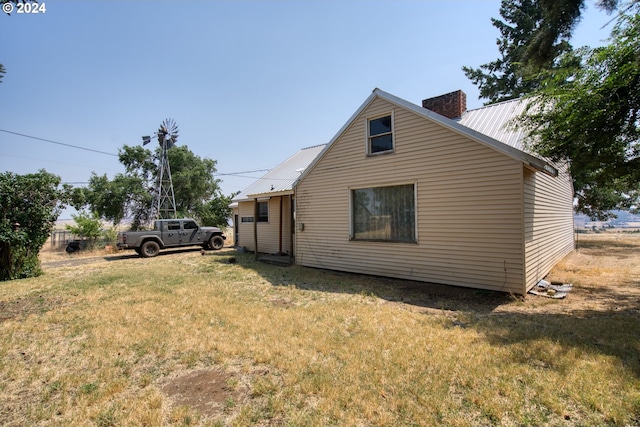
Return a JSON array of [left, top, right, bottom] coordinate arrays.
[[235, 189, 294, 202]]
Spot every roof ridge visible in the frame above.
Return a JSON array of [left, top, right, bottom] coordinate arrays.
[[465, 97, 523, 114], [301, 143, 327, 150]]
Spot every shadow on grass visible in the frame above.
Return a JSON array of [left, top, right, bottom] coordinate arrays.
[[230, 251, 515, 312], [575, 236, 640, 257], [103, 246, 206, 262], [229, 249, 640, 378], [476, 310, 640, 378], [42, 246, 233, 268]]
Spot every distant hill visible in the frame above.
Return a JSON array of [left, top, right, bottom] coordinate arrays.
[[575, 210, 640, 229]]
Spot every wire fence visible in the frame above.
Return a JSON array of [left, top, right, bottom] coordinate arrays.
[[50, 230, 79, 248]]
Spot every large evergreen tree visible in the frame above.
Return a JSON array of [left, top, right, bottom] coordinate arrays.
[[522, 0, 629, 68], [464, 0, 628, 104], [462, 0, 574, 104]]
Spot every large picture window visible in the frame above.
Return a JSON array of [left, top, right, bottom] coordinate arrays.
[[368, 115, 393, 154], [352, 184, 416, 242]]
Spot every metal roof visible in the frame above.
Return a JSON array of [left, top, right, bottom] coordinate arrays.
[[232, 144, 326, 201], [458, 98, 528, 151]]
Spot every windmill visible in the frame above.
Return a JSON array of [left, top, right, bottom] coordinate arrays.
[[142, 118, 179, 220]]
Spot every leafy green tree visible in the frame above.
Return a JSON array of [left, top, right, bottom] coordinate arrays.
[[518, 10, 640, 218], [0, 170, 70, 280], [81, 144, 229, 228], [166, 146, 219, 214], [66, 211, 103, 244], [196, 191, 236, 228], [84, 172, 151, 228]]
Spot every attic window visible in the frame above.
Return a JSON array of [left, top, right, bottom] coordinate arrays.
[[368, 114, 393, 154]]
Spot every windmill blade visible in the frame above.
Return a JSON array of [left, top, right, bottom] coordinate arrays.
[[159, 118, 179, 148]]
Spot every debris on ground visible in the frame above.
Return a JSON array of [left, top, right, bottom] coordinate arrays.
[[528, 279, 573, 299]]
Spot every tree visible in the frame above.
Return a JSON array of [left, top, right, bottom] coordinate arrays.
[[463, 0, 574, 104], [65, 211, 103, 245], [464, 0, 630, 104], [84, 172, 151, 228], [81, 144, 229, 228], [196, 191, 236, 228], [164, 146, 219, 214], [521, 0, 630, 69], [518, 10, 640, 219], [0, 170, 71, 280]]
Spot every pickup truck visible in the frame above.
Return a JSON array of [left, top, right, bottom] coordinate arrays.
[[117, 218, 226, 258]]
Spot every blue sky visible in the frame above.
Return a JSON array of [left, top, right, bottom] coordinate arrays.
[[0, 1, 613, 217]]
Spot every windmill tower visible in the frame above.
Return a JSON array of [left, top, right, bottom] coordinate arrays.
[[143, 118, 179, 220]]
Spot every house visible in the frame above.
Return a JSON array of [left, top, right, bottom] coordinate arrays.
[[231, 144, 325, 256], [235, 89, 575, 294]]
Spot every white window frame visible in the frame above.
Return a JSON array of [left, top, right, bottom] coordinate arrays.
[[366, 111, 395, 156]]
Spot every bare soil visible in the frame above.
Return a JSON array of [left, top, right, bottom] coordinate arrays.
[[161, 369, 244, 419]]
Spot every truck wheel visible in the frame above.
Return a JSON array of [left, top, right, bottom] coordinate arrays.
[[209, 235, 224, 250], [140, 241, 160, 258]]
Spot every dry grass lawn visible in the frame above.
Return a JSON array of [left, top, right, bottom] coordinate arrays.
[[0, 233, 638, 426]]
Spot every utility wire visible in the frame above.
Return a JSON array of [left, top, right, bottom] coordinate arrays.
[[1, 128, 275, 179], [0, 129, 119, 157], [215, 169, 270, 176]]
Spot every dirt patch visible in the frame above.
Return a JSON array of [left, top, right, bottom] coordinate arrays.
[[161, 368, 245, 419], [271, 298, 295, 308], [0, 295, 66, 323]]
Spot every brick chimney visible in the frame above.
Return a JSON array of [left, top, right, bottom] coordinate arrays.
[[422, 90, 467, 119]]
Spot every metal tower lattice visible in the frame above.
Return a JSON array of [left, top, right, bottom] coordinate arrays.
[[143, 119, 179, 220], [155, 137, 177, 219]]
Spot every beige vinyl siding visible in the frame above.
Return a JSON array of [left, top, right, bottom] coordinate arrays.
[[296, 97, 527, 293], [523, 164, 574, 291], [237, 196, 292, 254]]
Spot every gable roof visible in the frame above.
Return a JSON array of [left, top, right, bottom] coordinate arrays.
[[233, 144, 326, 201], [294, 89, 557, 189]]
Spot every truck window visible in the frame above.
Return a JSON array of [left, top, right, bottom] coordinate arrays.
[[183, 221, 198, 230], [167, 221, 181, 231]]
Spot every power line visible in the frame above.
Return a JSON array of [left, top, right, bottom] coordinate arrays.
[[1, 128, 277, 179], [215, 169, 270, 176], [0, 129, 119, 157]]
